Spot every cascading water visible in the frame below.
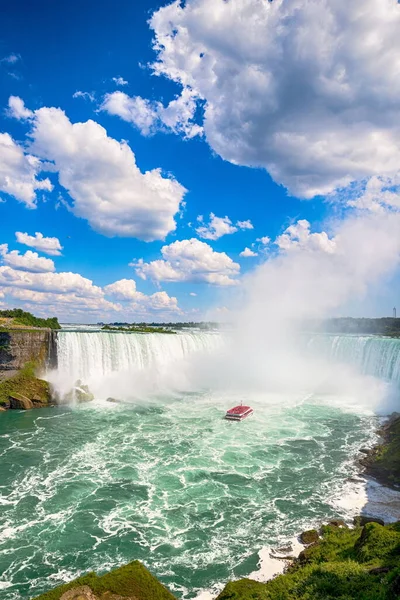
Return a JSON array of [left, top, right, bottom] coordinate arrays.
[[307, 334, 400, 385], [52, 330, 222, 400]]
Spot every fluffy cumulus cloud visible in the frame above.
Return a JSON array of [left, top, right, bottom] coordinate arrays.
[[16, 231, 63, 256], [256, 236, 271, 245], [0, 132, 52, 207], [102, 88, 202, 139], [240, 247, 258, 258], [0, 244, 55, 273], [134, 238, 240, 285], [8, 98, 186, 240], [147, 0, 400, 198], [0, 267, 104, 297], [8, 96, 33, 119], [275, 220, 337, 254], [104, 278, 179, 312], [196, 213, 253, 240]]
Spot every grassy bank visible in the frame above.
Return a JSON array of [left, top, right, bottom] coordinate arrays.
[[216, 522, 400, 600], [0, 308, 60, 330], [32, 560, 176, 600]]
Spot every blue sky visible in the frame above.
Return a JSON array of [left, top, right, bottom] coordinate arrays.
[[1, 0, 400, 322]]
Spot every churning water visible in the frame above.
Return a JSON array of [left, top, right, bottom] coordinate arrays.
[[0, 331, 399, 599]]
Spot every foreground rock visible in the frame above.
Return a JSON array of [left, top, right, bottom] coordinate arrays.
[[32, 560, 176, 600], [0, 361, 52, 411], [9, 393, 34, 410], [361, 412, 400, 489], [63, 382, 94, 403], [216, 521, 400, 599]]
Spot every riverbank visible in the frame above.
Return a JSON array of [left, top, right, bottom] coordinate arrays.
[[361, 413, 400, 489]]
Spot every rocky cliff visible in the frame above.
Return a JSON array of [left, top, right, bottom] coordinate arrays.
[[0, 329, 56, 410], [0, 328, 56, 374]]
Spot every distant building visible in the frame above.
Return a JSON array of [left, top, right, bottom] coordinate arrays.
[[394, 307, 397, 318]]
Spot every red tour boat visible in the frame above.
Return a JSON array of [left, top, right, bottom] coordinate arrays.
[[225, 403, 253, 421]]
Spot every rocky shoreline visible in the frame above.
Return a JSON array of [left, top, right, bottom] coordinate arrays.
[[360, 413, 400, 490]]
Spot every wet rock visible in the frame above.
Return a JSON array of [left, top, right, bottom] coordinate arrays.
[[353, 515, 385, 527], [274, 544, 293, 554], [64, 382, 94, 403], [106, 397, 120, 403], [359, 448, 370, 454], [328, 519, 347, 527], [300, 529, 319, 544], [0, 406, 6, 411], [9, 393, 34, 410], [60, 586, 98, 600]]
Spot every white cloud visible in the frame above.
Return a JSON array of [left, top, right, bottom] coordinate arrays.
[[196, 213, 254, 240], [0, 132, 52, 208], [240, 247, 258, 258], [0, 266, 104, 297], [196, 213, 237, 240], [147, 0, 400, 199], [256, 236, 271, 245], [5, 287, 119, 313], [16, 231, 63, 256], [1, 53, 20, 64], [72, 91, 95, 102], [0, 244, 55, 273], [102, 88, 202, 139], [14, 100, 187, 240], [237, 220, 253, 230], [346, 176, 400, 213], [134, 238, 240, 286], [104, 278, 179, 312], [189, 292, 197, 296], [112, 77, 128, 86], [8, 96, 33, 120], [275, 220, 337, 254]]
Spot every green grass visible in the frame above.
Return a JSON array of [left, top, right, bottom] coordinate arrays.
[[0, 308, 60, 329], [0, 362, 51, 407], [102, 324, 176, 334], [32, 560, 176, 600], [216, 523, 400, 600]]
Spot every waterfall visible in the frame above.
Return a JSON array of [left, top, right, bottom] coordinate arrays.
[[52, 330, 222, 400], [307, 334, 400, 385]]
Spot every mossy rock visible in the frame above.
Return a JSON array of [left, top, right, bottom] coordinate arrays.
[[0, 362, 51, 408], [32, 560, 176, 600], [300, 529, 319, 545], [9, 393, 34, 410]]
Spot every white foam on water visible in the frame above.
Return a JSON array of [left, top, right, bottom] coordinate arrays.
[[0, 582, 11, 591]]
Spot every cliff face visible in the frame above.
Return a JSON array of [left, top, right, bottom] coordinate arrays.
[[0, 329, 56, 374]]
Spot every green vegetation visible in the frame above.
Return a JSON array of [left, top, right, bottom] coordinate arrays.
[[362, 414, 400, 488], [0, 308, 60, 330], [101, 324, 176, 334], [307, 317, 400, 337], [32, 560, 176, 600], [0, 362, 51, 408], [216, 522, 400, 600], [100, 321, 224, 330]]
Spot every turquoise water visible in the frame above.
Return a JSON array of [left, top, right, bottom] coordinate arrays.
[[0, 391, 375, 599]]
